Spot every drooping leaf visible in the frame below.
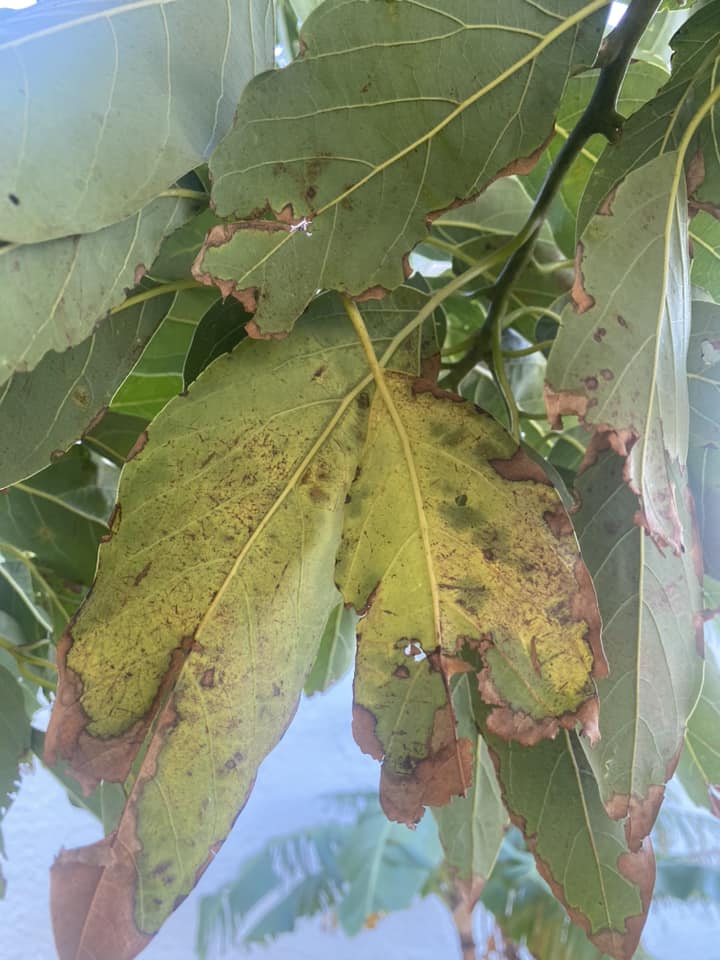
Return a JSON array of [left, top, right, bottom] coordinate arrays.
[[336, 372, 604, 825], [304, 599, 358, 696], [0, 296, 172, 488], [0, 663, 31, 890], [336, 801, 442, 935], [111, 288, 220, 420], [577, 8, 720, 235], [0, 445, 114, 587], [0, 197, 191, 387], [195, 0, 606, 335], [432, 674, 508, 904], [30, 729, 125, 836], [0, 0, 273, 242], [573, 447, 703, 848], [43, 289, 438, 960], [483, 721, 655, 960], [547, 152, 691, 550], [676, 654, 720, 815], [482, 830, 611, 960]]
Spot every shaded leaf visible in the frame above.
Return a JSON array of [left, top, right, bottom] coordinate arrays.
[[574, 448, 703, 848], [336, 802, 442, 935], [432, 674, 507, 903], [0, 0, 273, 242], [0, 664, 31, 888], [197, 0, 605, 335], [654, 858, 720, 901], [547, 152, 691, 550], [44, 289, 437, 959], [184, 297, 250, 384], [304, 600, 358, 696], [690, 210, 720, 303], [336, 373, 604, 825], [484, 721, 655, 960], [111, 288, 220, 420], [0, 197, 191, 387], [676, 654, 720, 814], [147, 208, 224, 283], [83, 411, 149, 466], [577, 9, 720, 235], [687, 297, 720, 448], [0, 295, 171, 488], [0, 445, 114, 586], [689, 444, 720, 579]]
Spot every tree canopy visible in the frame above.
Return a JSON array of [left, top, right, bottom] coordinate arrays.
[[1, 1, 719, 958]]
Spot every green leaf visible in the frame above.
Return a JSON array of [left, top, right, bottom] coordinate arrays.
[[336, 802, 442, 935], [547, 152, 691, 550], [0, 296, 172, 488], [83, 411, 149, 466], [690, 210, 720, 303], [654, 858, 720, 901], [304, 600, 358, 696], [147, 208, 225, 283], [43, 289, 438, 959], [687, 298, 720, 448], [676, 654, 720, 814], [482, 830, 610, 960], [184, 297, 250, 384], [0, 0, 273, 242], [111, 288, 220, 420], [577, 9, 720, 235], [689, 445, 720, 580], [0, 197, 192, 387], [196, 0, 605, 335], [0, 663, 31, 887], [484, 724, 655, 960], [573, 448, 703, 848], [432, 675, 507, 902], [336, 372, 604, 826]]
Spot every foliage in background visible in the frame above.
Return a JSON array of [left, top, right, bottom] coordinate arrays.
[[1, 1, 720, 959]]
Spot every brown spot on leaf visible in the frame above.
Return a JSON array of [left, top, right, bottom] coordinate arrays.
[[133, 562, 151, 587], [393, 664, 410, 679], [583, 376, 599, 391], [617, 314, 628, 328], [544, 384, 590, 429], [200, 668, 215, 688], [352, 704, 384, 761], [600, 368, 614, 381], [593, 327, 607, 343], [686, 149, 705, 198], [133, 263, 146, 286], [571, 243, 595, 313], [490, 447, 551, 486]]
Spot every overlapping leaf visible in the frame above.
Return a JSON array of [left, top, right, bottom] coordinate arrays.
[[0, 445, 114, 588], [432, 675, 507, 903], [0, 664, 30, 893], [574, 448, 703, 848], [111, 288, 220, 420], [0, 0, 273, 242], [43, 289, 438, 960], [484, 720, 655, 960], [676, 653, 720, 815], [304, 599, 358, 696], [577, 6, 720, 234], [336, 370, 604, 825], [0, 297, 171, 489], [195, 0, 606, 335], [0, 196, 192, 387], [547, 152, 691, 549]]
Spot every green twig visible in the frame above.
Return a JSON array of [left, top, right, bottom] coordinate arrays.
[[158, 188, 208, 201], [453, 0, 661, 416], [502, 340, 555, 358]]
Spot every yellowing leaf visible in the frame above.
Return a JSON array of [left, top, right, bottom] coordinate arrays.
[[336, 367, 604, 824], [43, 290, 438, 959]]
